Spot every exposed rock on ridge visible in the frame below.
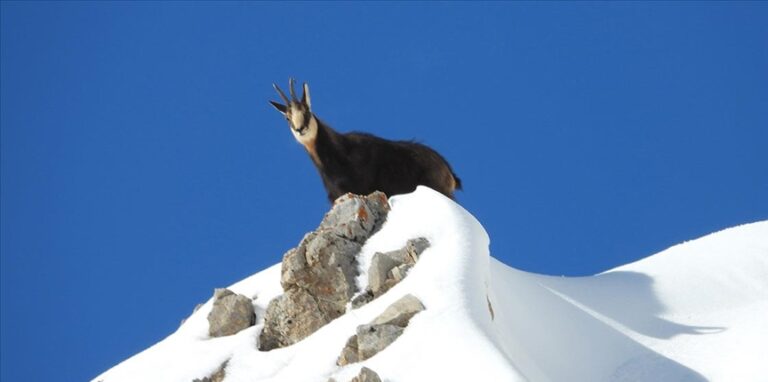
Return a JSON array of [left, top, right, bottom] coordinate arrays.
[[327, 367, 382, 382], [352, 237, 430, 308], [207, 289, 256, 338], [338, 294, 425, 366], [350, 367, 382, 382], [259, 192, 390, 351], [192, 360, 228, 382]]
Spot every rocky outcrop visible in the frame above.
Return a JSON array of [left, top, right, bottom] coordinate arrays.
[[192, 360, 227, 382], [337, 294, 425, 366], [327, 367, 382, 382], [350, 367, 382, 382], [356, 323, 404, 361], [207, 289, 255, 338], [369, 293, 426, 327], [259, 192, 390, 351], [352, 238, 429, 308]]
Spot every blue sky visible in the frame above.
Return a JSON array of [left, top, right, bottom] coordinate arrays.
[[1, 3, 766, 381]]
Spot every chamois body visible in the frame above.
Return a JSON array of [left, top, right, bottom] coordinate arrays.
[[309, 120, 461, 202], [270, 79, 461, 203]]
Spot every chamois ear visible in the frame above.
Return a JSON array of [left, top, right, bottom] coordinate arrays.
[[302, 83, 311, 110], [269, 100, 287, 114]]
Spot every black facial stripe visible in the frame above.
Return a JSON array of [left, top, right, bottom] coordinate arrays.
[[295, 111, 312, 135]]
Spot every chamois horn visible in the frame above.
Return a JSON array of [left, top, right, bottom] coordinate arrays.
[[302, 82, 310, 108], [273, 83, 290, 105], [288, 77, 298, 102]]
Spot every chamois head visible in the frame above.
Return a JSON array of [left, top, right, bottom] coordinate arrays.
[[269, 78, 317, 144]]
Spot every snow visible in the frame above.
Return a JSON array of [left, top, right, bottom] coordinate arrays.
[[93, 187, 768, 382]]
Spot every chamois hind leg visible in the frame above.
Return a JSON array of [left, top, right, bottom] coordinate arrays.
[[421, 154, 460, 199]]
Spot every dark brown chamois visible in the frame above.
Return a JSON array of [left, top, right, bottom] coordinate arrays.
[[269, 78, 461, 203]]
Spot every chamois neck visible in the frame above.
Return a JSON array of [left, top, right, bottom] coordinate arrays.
[[309, 117, 347, 169], [299, 115, 334, 167]]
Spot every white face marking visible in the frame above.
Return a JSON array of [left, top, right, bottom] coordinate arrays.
[[287, 104, 317, 144], [289, 107, 305, 130]]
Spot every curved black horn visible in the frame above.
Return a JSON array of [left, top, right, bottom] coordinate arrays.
[[273, 83, 290, 105], [289, 77, 298, 101]]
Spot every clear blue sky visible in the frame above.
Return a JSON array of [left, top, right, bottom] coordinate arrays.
[[1, 3, 766, 381]]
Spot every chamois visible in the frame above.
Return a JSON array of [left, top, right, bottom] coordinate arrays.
[[269, 78, 461, 203]]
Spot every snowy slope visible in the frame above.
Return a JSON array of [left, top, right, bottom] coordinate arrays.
[[94, 187, 768, 382]]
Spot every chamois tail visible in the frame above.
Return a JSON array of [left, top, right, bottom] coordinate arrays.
[[453, 174, 463, 191]]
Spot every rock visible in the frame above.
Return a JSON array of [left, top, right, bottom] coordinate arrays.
[[350, 367, 382, 382], [258, 289, 327, 350], [259, 192, 391, 351], [404, 237, 430, 261], [192, 360, 227, 382], [370, 294, 425, 327], [336, 334, 359, 366], [351, 289, 375, 309], [207, 289, 255, 338], [487, 295, 495, 321], [337, 294, 425, 365], [319, 192, 389, 243], [389, 263, 412, 282], [368, 251, 402, 294], [357, 323, 404, 361], [357, 238, 430, 307], [282, 230, 361, 317]]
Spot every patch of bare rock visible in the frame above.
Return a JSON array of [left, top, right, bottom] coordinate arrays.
[[207, 289, 256, 338], [352, 238, 430, 308], [327, 366, 382, 382], [258, 192, 390, 351], [192, 192, 431, 382], [192, 360, 228, 382], [337, 294, 425, 366]]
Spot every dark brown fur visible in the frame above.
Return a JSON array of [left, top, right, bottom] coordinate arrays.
[[309, 118, 461, 202], [271, 79, 461, 203]]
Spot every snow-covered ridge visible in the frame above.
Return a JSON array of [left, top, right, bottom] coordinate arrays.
[[94, 187, 768, 382]]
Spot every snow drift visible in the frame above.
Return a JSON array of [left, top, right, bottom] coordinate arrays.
[[94, 187, 768, 382]]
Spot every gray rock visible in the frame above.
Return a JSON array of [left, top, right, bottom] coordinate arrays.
[[370, 294, 425, 327], [282, 230, 361, 317], [351, 290, 375, 309], [258, 288, 327, 350], [487, 295, 495, 321], [388, 264, 412, 284], [336, 294, 426, 365], [263, 236, 356, 351], [350, 367, 382, 382], [357, 323, 404, 361], [336, 334, 360, 366], [359, 238, 430, 307], [207, 289, 255, 338], [319, 192, 389, 243], [192, 360, 227, 382], [368, 251, 402, 295], [259, 192, 391, 351], [404, 237, 430, 262]]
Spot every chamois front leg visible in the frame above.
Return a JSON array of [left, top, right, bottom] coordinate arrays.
[[323, 175, 360, 203]]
